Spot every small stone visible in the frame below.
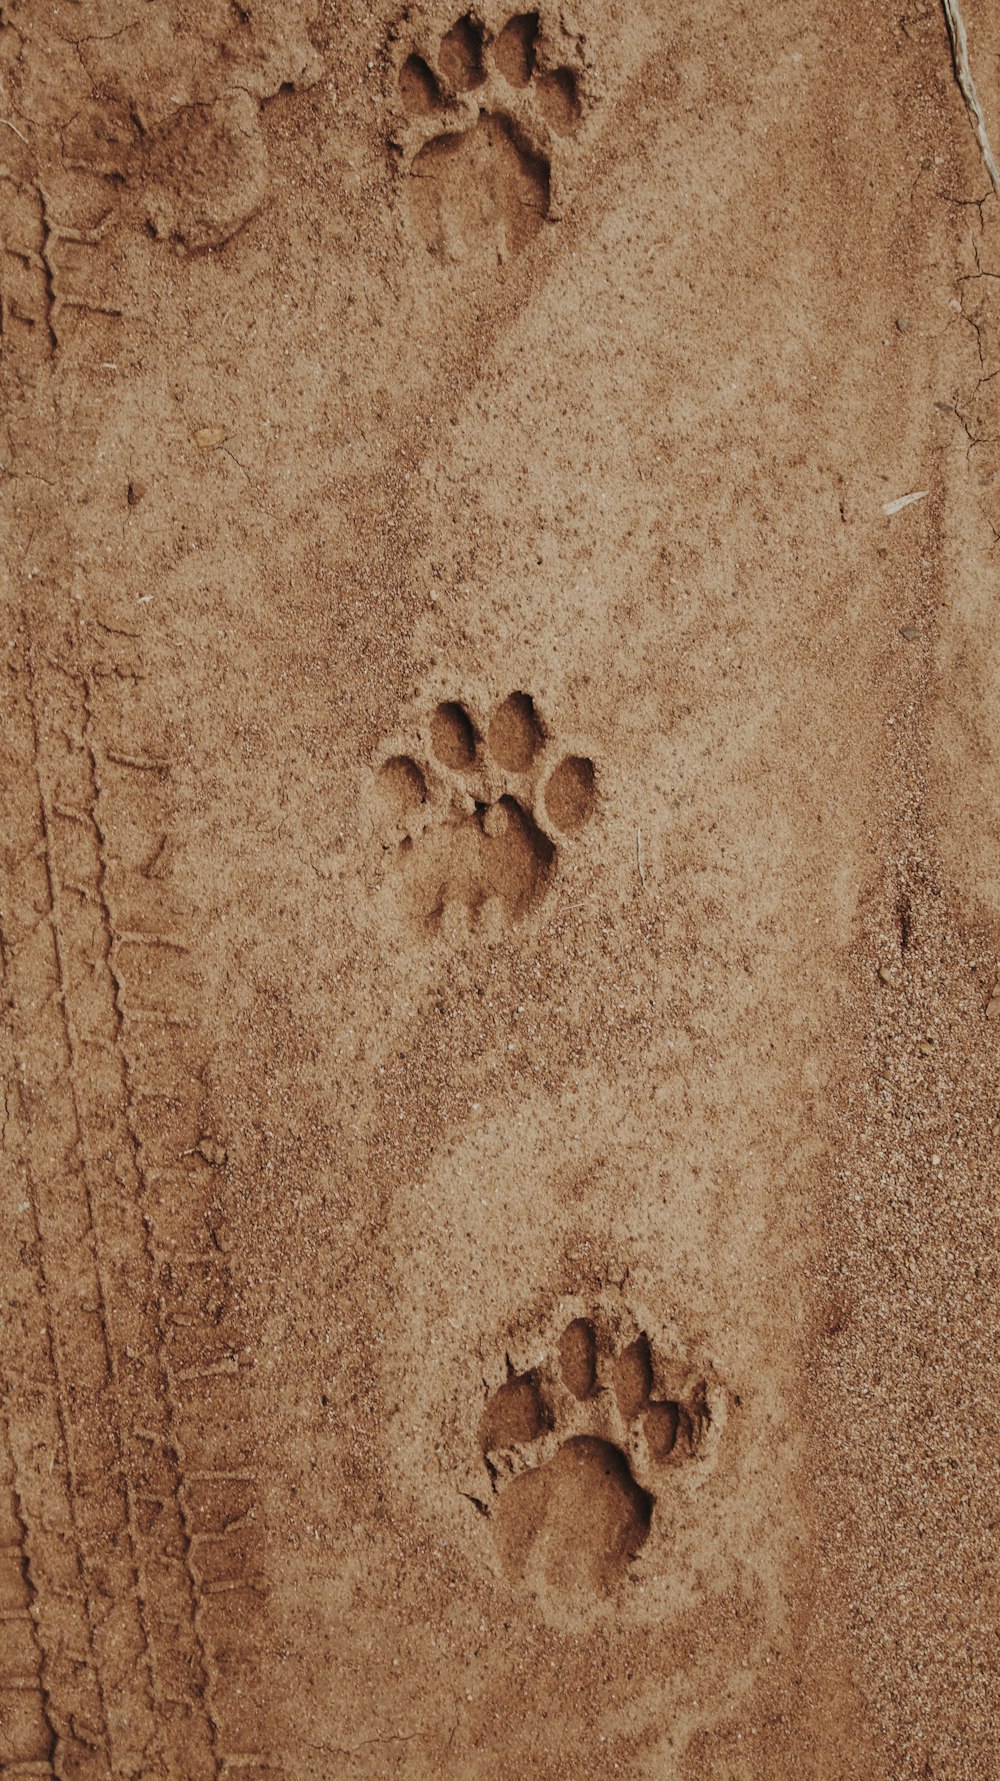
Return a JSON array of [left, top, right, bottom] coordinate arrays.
[[917, 1041, 934, 1056], [192, 426, 227, 448], [986, 990, 1000, 1019], [878, 964, 897, 984], [900, 625, 919, 640], [198, 1138, 228, 1167], [931, 1154, 941, 1167]]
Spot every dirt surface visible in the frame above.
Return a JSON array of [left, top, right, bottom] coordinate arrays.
[[1, 0, 999, 1776]]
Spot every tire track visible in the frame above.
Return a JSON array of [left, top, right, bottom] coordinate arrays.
[[82, 635, 271, 1773], [0, 1409, 59, 1778], [1, 611, 270, 1776]]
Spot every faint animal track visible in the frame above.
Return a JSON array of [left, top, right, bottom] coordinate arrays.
[[374, 690, 596, 931], [479, 1310, 715, 1598], [392, 8, 590, 262], [138, 30, 321, 250], [141, 91, 270, 251], [0, 81, 315, 371]]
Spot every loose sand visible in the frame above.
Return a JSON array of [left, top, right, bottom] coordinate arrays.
[[1, 0, 998, 1775]]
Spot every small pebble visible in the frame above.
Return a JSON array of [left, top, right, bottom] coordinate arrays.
[[900, 625, 919, 641], [193, 426, 227, 448]]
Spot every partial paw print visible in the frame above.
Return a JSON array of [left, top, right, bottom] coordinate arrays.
[[141, 92, 270, 251], [374, 691, 596, 934], [58, 33, 321, 254], [391, 8, 591, 262], [479, 1309, 720, 1599]]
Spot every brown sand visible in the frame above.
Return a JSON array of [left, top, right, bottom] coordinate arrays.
[[1, 0, 998, 1775]]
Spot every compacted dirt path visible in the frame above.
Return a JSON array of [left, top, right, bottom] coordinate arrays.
[[1, 0, 998, 1775]]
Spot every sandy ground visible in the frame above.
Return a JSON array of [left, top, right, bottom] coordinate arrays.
[[1, 0, 999, 1775]]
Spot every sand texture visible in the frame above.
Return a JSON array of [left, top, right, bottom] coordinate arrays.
[[1, 0, 999, 1775]]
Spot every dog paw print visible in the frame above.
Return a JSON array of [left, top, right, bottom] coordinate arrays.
[[391, 10, 589, 262], [479, 1316, 714, 1599], [374, 692, 596, 933]]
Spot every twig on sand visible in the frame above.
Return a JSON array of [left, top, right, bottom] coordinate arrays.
[[941, 0, 1000, 196]]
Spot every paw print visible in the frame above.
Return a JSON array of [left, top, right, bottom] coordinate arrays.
[[142, 92, 269, 251], [391, 9, 589, 262], [374, 691, 596, 933], [479, 1311, 716, 1599]]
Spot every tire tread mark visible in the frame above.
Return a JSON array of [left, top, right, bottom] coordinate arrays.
[[7, 610, 266, 1773], [20, 628, 159, 1776], [77, 658, 225, 1779], [0, 679, 112, 1778], [84, 629, 270, 1767], [0, 1406, 59, 1774]]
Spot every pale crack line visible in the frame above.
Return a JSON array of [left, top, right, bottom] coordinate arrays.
[[942, 0, 1000, 196]]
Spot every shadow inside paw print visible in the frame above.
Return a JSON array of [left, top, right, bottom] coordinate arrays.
[[375, 692, 595, 932], [480, 1318, 710, 1599], [393, 9, 586, 262]]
